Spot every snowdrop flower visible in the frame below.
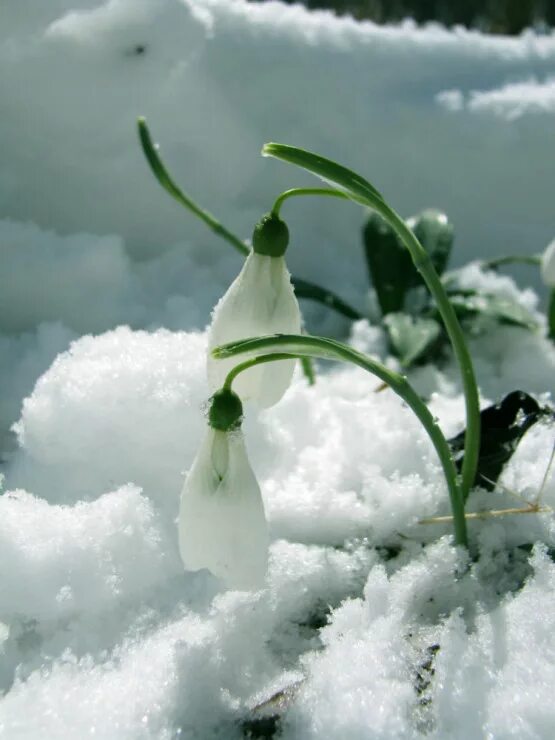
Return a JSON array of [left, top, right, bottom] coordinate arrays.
[[178, 389, 269, 590], [541, 239, 555, 288], [207, 213, 301, 407]]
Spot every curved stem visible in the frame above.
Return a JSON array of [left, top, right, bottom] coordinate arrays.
[[377, 205, 481, 500], [223, 353, 303, 391], [262, 143, 480, 500], [482, 254, 541, 270], [272, 188, 349, 217], [138, 118, 249, 256], [224, 351, 317, 387], [216, 334, 468, 548]]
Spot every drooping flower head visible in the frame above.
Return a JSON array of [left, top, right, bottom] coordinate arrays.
[[178, 388, 269, 590], [207, 213, 301, 408], [541, 239, 555, 288]]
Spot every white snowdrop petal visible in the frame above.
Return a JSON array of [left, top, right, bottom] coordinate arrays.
[[540, 239, 555, 288], [178, 428, 269, 590], [207, 252, 301, 407]]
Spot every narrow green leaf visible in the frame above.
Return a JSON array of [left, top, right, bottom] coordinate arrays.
[[363, 213, 415, 316], [363, 210, 453, 317], [137, 117, 249, 256], [262, 143, 385, 209], [138, 117, 184, 205], [408, 210, 454, 277], [549, 290, 555, 340]]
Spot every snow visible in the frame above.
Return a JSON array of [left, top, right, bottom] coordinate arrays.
[[1, 297, 553, 737], [2, 0, 555, 275], [1, 0, 555, 737]]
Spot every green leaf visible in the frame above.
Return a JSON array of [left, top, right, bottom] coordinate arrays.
[[408, 210, 453, 277], [262, 143, 385, 209], [549, 290, 555, 340], [363, 213, 416, 316], [449, 293, 537, 330], [383, 313, 441, 367], [137, 118, 249, 256], [363, 210, 454, 317]]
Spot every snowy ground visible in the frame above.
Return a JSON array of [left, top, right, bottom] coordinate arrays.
[[1, 1, 555, 738]]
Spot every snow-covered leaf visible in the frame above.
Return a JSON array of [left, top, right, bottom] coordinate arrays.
[[384, 312, 441, 367]]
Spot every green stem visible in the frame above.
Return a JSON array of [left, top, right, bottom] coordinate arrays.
[[222, 350, 316, 387], [216, 334, 468, 548], [482, 254, 541, 270], [137, 119, 362, 323], [377, 206, 480, 500], [270, 188, 363, 321], [137, 117, 249, 256], [272, 188, 349, 217], [223, 353, 303, 391], [262, 143, 480, 500]]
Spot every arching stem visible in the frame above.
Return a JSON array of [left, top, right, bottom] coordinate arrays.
[[272, 188, 349, 217], [223, 353, 303, 391], [262, 143, 480, 501], [216, 335, 468, 548], [379, 207, 480, 500]]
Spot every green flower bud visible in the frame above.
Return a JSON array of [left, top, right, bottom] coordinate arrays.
[[252, 213, 289, 257], [208, 388, 243, 431]]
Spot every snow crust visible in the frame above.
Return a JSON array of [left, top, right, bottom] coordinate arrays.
[[1, 1, 555, 737]]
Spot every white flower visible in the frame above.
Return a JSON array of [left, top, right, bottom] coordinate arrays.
[[207, 251, 301, 407], [178, 427, 269, 590], [541, 239, 555, 288]]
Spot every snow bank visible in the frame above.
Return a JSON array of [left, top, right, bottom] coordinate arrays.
[[0, 486, 171, 623], [1, 0, 553, 442], [0, 322, 76, 453], [1, 0, 554, 289], [0, 219, 238, 335], [8, 327, 208, 518], [0, 273, 553, 735], [286, 541, 555, 739]]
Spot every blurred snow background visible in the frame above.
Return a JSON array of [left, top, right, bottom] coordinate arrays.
[[0, 0, 553, 439], [1, 0, 555, 737]]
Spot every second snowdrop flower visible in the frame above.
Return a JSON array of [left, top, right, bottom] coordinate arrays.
[[178, 389, 269, 590], [207, 213, 301, 408]]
